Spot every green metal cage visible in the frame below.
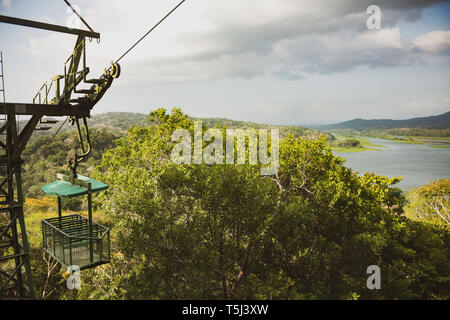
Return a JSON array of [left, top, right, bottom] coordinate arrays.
[[40, 173, 110, 270], [42, 214, 110, 270]]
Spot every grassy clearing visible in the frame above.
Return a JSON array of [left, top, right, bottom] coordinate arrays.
[[353, 137, 387, 148]]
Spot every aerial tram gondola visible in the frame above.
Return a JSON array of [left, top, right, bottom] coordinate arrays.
[[41, 174, 110, 270], [28, 9, 120, 271]]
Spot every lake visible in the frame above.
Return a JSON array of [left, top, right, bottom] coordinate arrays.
[[334, 137, 450, 191]]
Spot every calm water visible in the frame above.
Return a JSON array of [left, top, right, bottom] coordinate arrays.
[[334, 137, 450, 191]]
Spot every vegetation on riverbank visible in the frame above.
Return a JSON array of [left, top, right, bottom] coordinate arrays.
[[328, 134, 385, 152], [328, 129, 450, 146]]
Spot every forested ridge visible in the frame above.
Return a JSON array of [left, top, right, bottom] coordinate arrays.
[[319, 111, 450, 131], [20, 109, 450, 300]]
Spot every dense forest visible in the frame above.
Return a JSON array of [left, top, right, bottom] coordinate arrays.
[[17, 109, 450, 300]]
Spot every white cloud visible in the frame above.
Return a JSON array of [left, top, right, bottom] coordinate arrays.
[[1, 0, 11, 9], [411, 30, 450, 54], [270, 28, 409, 75], [19, 0, 450, 86], [21, 34, 73, 62]]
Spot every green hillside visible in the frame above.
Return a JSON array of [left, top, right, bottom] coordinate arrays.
[[319, 111, 450, 131], [26, 112, 332, 141]]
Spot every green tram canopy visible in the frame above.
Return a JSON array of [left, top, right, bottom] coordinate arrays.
[[41, 174, 108, 198]]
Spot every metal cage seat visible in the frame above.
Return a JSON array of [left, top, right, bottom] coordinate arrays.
[[41, 173, 110, 270]]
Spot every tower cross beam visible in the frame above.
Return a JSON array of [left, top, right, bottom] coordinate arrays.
[[0, 15, 100, 39]]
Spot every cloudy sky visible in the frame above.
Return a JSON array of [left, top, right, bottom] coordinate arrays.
[[0, 0, 449, 125]]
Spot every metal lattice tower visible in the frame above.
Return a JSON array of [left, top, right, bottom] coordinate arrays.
[[0, 51, 5, 123], [0, 51, 37, 299], [0, 13, 119, 299]]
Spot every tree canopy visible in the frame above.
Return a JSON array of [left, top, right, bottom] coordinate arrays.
[[53, 108, 449, 300]]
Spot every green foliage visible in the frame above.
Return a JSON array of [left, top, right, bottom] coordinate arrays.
[[23, 198, 64, 299], [23, 198, 110, 299], [21, 112, 330, 203], [330, 138, 362, 148], [405, 179, 450, 227], [88, 112, 151, 131], [22, 127, 121, 207], [60, 108, 449, 300], [198, 117, 332, 140], [17, 109, 449, 300]]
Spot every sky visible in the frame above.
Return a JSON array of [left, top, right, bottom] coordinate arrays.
[[0, 0, 449, 125]]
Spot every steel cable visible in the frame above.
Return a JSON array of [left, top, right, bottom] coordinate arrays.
[[115, 0, 186, 64]]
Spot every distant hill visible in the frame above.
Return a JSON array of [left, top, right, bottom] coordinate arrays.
[[69, 112, 331, 140], [24, 111, 332, 142], [318, 111, 450, 130], [89, 112, 149, 130], [189, 116, 330, 140]]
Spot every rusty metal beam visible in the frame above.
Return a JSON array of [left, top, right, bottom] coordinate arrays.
[[1, 102, 90, 117], [0, 15, 100, 39]]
